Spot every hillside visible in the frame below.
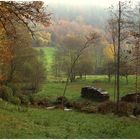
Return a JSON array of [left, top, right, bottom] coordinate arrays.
[[1, 100, 140, 138]]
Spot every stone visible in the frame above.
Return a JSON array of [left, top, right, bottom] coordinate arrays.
[[81, 86, 109, 101]]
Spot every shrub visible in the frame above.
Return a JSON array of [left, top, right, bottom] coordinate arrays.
[[29, 95, 37, 105], [117, 101, 129, 116], [10, 96, 21, 105], [7, 83, 21, 96], [98, 101, 115, 114], [72, 101, 87, 111], [0, 85, 13, 101], [29, 95, 51, 107], [37, 98, 50, 107], [53, 96, 73, 108], [55, 96, 68, 105], [98, 101, 130, 116], [81, 106, 97, 113], [18, 95, 30, 106]]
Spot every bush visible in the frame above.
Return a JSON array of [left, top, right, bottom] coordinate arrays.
[[10, 96, 21, 105], [98, 101, 130, 116], [37, 98, 50, 107], [29, 95, 51, 107], [72, 101, 88, 111], [18, 95, 30, 106], [0, 85, 13, 101], [7, 83, 21, 96], [55, 96, 73, 108], [117, 101, 129, 116], [29, 95, 37, 105], [55, 96, 68, 105], [98, 101, 115, 114], [81, 106, 97, 113]]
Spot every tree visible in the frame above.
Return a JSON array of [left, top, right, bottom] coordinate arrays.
[[76, 50, 94, 79], [0, 24, 46, 93], [47, 19, 97, 46], [0, 1, 51, 84], [0, 1, 51, 38], [108, 1, 132, 113], [62, 32, 100, 98], [129, 2, 140, 106], [57, 34, 85, 82]]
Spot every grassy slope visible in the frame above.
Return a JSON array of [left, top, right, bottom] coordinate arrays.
[[1, 100, 140, 139], [35, 47, 55, 74], [0, 47, 140, 138]]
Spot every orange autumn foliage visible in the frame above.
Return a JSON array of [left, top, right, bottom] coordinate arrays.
[[0, 28, 13, 65], [0, 28, 13, 82]]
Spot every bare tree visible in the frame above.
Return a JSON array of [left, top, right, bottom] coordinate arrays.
[[0, 1, 51, 38], [130, 3, 140, 106], [62, 33, 100, 99], [108, 1, 132, 113], [106, 17, 118, 102]]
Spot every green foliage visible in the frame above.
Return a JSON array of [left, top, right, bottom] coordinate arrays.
[[0, 85, 13, 101], [19, 95, 30, 106], [29, 95, 37, 105], [0, 85, 21, 105], [7, 83, 21, 97], [10, 96, 21, 105], [2, 24, 46, 96]]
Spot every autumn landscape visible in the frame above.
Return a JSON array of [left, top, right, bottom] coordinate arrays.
[[0, 0, 140, 138]]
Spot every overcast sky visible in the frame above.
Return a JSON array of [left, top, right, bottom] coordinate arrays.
[[44, 0, 138, 8]]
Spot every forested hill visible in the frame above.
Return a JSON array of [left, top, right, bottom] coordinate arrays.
[[46, 3, 108, 29], [32, 3, 109, 48]]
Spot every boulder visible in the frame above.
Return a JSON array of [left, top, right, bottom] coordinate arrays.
[[121, 93, 140, 103], [81, 86, 109, 101]]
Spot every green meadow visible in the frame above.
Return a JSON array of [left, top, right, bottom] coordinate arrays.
[[0, 47, 140, 138]]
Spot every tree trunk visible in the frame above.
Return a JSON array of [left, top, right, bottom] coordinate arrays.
[[108, 73, 111, 83], [79, 73, 82, 79], [126, 75, 128, 85], [84, 73, 86, 80], [70, 73, 75, 82], [116, 1, 121, 113]]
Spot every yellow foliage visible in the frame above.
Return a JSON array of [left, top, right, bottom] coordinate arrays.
[[103, 44, 115, 60], [35, 31, 51, 47]]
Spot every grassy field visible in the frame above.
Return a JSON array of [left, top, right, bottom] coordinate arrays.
[[35, 47, 140, 101], [6, 75, 140, 138], [36, 75, 140, 101], [0, 47, 140, 138], [1, 100, 140, 138], [35, 47, 56, 73]]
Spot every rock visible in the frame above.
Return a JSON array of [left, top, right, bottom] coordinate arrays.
[[129, 115, 137, 119], [101, 91, 108, 94], [46, 106, 56, 110], [81, 86, 109, 101], [121, 93, 140, 103], [64, 107, 72, 111]]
